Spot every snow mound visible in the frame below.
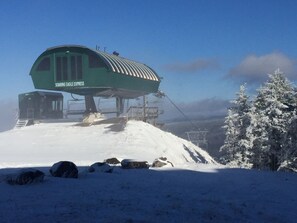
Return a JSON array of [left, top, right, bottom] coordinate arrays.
[[0, 120, 216, 168]]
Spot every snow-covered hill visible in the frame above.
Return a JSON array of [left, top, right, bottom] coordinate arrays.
[[1, 119, 297, 223], [0, 119, 215, 168]]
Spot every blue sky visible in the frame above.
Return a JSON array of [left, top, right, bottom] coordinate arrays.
[[1, 0, 297, 104]]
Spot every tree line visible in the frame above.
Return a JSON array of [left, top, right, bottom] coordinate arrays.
[[220, 69, 297, 171]]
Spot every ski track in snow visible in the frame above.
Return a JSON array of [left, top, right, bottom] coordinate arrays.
[[0, 120, 296, 222]]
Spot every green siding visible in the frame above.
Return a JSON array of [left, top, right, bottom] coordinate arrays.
[[30, 46, 160, 98]]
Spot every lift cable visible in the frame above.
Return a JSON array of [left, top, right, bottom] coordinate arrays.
[[159, 91, 199, 130]]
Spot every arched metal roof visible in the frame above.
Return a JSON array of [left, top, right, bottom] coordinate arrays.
[[92, 50, 160, 82], [45, 45, 160, 82], [32, 45, 161, 98]]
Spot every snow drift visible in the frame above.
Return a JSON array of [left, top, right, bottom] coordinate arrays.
[[0, 119, 215, 168]]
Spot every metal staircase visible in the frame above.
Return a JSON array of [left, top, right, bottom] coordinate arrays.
[[15, 119, 29, 128]]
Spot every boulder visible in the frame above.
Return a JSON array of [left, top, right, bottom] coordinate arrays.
[[105, 157, 121, 165], [121, 159, 150, 169], [88, 162, 113, 173], [152, 157, 174, 168], [50, 161, 78, 178], [6, 168, 45, 185]]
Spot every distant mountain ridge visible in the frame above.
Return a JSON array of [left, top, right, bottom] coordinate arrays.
[[163, 115, 225, 160]]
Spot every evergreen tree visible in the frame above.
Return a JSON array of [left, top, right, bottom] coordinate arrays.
[[247, 69, 296, 170], [220, 108, 239, 164], [220, 84, 251, 167], [282, 100, 297, 167], [285, 117, 297, 159]]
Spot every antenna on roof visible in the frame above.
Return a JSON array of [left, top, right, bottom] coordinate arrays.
[[95, 45, 100, 50], [104, 47, 107, 52]]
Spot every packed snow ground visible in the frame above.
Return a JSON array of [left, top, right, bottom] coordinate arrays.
[[0, 120, 296, 222]]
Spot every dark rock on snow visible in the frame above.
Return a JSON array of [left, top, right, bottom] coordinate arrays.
[[152, 157, 174, 168], [105, 157, 121, 165], [50, 161, 78, 178], [121, 159, 150, 169], [6, 168, 45, 185], [88, 162, 113, 173]]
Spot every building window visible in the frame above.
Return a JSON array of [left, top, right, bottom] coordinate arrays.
[[88, 53, 107, 68], [70, 55, 83, 80], [77, 56, 82, 79], [56, 57, 62, 81], [56, 55, 83, 81], [56, 56, 68, 81], [37, 57, 50, 71], [71, 56, 76, 80], [62, 57, 68, 80], [51, 99, 62, 111]]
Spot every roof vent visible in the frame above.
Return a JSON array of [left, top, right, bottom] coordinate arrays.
[[113, 51, 119, 56]]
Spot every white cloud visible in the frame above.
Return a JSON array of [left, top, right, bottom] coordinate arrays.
[[163, 58, 220, 73], [228, 52, 297, 83]]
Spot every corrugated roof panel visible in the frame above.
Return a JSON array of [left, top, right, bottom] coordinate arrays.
[[109, 56, 125, 74], [133, 62, 148, 80], [103, 52, 129, 76], [95, 50, 160, 82], [128, 61, 144, 78], [119, 59, 136, 77], [139, 63, 155, 81], [97, 53, 117, 72], [111, 55, 129, 75], [117, 59, 130, 76], [100, 53, 119, 73], [124, 60, 140, 78], [129, 60, 146, 79]]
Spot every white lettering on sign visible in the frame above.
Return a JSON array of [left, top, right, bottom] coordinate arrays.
[[74, 81, 84, 86], [55, 81, 85, 88], [55, 82, 66, 87]]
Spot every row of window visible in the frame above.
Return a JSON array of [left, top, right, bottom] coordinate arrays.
[[36, 53, 106, 81], [56, 56, 83, 81]]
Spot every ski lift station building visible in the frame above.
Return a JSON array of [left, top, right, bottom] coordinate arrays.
[[20, 45, 162, 119], [30, 45, 161, 99]]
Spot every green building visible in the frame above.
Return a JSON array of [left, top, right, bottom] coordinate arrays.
[[28, 45, 161, 114], [30, 45, 161, 97]]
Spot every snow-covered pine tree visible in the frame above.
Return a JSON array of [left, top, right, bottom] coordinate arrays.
[[246, 104, 269, 169], [248, 69, 296, 170], [220, 84, 251, 167], [220, 108, 238, 164], [282, 116, 297, 170], [281, 89, 297, 170]]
